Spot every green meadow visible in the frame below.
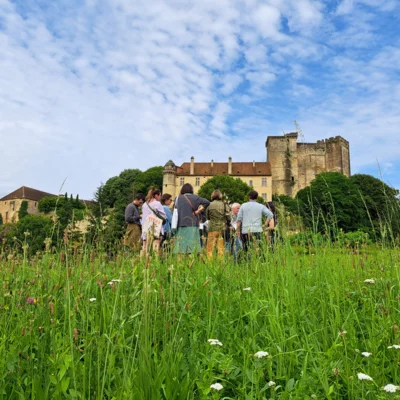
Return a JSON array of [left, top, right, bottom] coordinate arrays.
[[1, 243, 400, 399]]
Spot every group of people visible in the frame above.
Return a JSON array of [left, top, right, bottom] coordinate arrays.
[[124, 183, 277, 259]]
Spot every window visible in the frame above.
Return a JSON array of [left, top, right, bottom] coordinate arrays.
[[262, 193, 267, 201], [10, 201, 15, 211], [180, 177, 185, 186], [195, 177, 200, 186], [249, 180, 253, 187], [262, 177, 267, 187], [34, 202, 37, 208]]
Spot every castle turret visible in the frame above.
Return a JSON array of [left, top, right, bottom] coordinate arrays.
[[163, 160, 177, 198], [266, 132, 299, 197]]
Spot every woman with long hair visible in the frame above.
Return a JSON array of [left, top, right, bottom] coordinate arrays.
[[141, 187, 166, 254], [173, 183, 210, 255]]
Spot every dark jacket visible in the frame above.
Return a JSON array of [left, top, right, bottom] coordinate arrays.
[[175, 194, 210, 228]]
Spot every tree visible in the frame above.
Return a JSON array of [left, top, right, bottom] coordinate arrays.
[[133, 166, 163, 195], [350, 174, 400, 239], [0, 213, 3, 225], [18, 200, 29, 220], [14, 215, 53, 255], [296, 172, 368, 235], [198, 175, 252, 203]]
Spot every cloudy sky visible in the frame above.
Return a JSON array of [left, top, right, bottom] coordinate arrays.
[[0, 0, 399, 199]]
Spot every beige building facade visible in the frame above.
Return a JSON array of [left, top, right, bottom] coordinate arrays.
[[0, 186, 55, 223], [164, 132, 350, 200]]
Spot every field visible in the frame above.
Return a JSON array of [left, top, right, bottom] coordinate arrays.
[[1, 243, 400, 399]]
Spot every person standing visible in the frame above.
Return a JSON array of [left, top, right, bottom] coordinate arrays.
[[265, 201, 277, 247], [173, 183, 210, 255], [141, 188, 166, 254], [125, 193, 145, 250], [230, 202, 242, 262], [236, 190, 273, 253], [205, 190, 231, 258], [161, 193, 173, 246]]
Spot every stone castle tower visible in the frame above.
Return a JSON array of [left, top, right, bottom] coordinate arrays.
[[162, 160, 177, 195], [266, 132, 350, 197]]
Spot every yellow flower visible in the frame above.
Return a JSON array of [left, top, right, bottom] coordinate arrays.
[[4, 305, 9, 310]]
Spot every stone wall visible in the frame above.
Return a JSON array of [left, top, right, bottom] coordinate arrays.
[[0, 199, 41, 223]]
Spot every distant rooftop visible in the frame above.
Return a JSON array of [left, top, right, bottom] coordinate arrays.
[[0, 186, 56, 202]]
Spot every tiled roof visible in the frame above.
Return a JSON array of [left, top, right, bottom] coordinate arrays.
[[0, 186, 56, 202], [176, 162, 271, 176]]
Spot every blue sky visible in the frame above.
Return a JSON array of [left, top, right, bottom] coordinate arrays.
[[0, 0, 399, 199]]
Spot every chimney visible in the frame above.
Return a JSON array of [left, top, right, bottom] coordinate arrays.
[[211, 159, 214, 167], [253, 160, 255, 167], [190, 156, 194, 175], [228, 157, 232, 174]]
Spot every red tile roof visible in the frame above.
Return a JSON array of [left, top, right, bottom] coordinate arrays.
[[0, 186, 56, 202], [176, 162, 271, 176]]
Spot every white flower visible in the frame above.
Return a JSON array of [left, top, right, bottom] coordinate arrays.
[[254, 351, 269, 358], [383, 384, 399, 393], [89, 298, 96, 302], [361, 352, 372, 357], [208, 339, 223, 346], [111, 279, 122, 283], [388, 345, 400, 349], [243, 287, 251, 291], [357, 373, 373, 381], [268, 381, 276, 387], [364, 279, 375, 284], [210, 383, 223, 391], [339, 330, 347, 337]]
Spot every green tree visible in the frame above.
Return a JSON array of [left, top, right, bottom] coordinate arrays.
[[133, 166, 163, 195], [14, 215, 53, 255], [18, 200, 29, 220], [296, 172, 368, 235], [0, 213, 3, 225], [198, 175, 252, 203], [349, 174, 400, 239]]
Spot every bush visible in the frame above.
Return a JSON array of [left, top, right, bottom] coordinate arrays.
[[18, 200, 29, 220], [342, 230, 371, 249]]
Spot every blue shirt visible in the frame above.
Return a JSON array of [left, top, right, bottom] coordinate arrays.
[[237, 200, 273, 234], [163, 205, 173, 233]]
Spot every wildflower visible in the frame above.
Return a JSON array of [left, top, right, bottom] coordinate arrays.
[[254, 351, 269, 358], [111, 279, 122, 283], [210, 383, 223, 391], [361, 352, 372, 357], [388, 345, 400, 349], [243, 287, 251, 291], [268, 381, 276, 387], [333, 368, 339, 376], [89, 298, 96, 302], [208, 339, 223, 346], [339, 330, 347, 337], [364, 279, 375, 284], [357, 373, 373, 381], [3, 305, 9, 310], [26, 297, 36, 304], [383, 384, 398, 393]]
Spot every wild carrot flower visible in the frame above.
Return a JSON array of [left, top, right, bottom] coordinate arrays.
[[243, 287, 251, 291], [361, 352, 372, 357], [383, 384, 398, 393], [364, 279, 375, 284], [208, 339, 223, 346], [268, 381, 276, 387], [210, 383, 223, 391], [388, 345, 400, 349], [89, 298, 96, 302], [254, 351, 269, 358], [357, 373, 373, 381]]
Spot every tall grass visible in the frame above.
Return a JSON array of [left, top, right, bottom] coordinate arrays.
[[1, 239, 400, 399]]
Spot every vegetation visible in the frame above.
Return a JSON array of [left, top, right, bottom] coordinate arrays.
[[0, 241, 399, 398], [198, 175, 252, 203], [0, 212, 3, 225], [18, 200, 29, 220]]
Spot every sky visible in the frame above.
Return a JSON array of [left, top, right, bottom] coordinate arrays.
[[0, 0, 399, 199]]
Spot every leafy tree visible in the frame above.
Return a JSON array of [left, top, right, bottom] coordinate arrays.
[[198, 175, 252, 203], [18, 200, 29, 220], [14, 215, 53, 255], [296, 172, 368, 235], [133, 166, 163, 195], [350, 174, 400, 239]]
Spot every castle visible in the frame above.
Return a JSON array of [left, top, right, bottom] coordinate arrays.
[[162, 132, 350, 199]]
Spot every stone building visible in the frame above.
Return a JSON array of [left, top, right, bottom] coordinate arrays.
[[163, 132, 350, 199], [163, 158, 272, 201], [0, 186, 55, 223], [266, 132, 350, 197]]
